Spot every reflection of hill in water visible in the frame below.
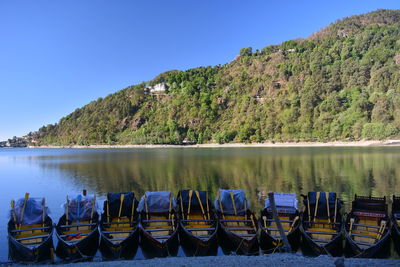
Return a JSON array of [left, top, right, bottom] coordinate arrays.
[[37, 148, 400, 211]]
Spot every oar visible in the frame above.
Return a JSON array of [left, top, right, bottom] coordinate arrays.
[[307, 195, 311, 222], [19, 193, 29, 229], [130, 193, 135, 223], [288, 216, 299, 233], [262, 216, 267, 229], [42, 198, 46, 228], [179, 192, 185, 220], [244, 197, 248, 220], [206, 191, 210, 220], [187, 190, 193, 220], [250, 214, 257, 231], [106, 195, 110, 223], [218, 192, 225, 220], [333, 197, 338, 223], [313, 192, 320, 223], [168, 193, 172, 220], [66, 196, 69, 226], [195, 191, 207, 221], [349, 218, 355, 236], [10, 200, 17, 223], [325, 192, 331, 223], [118, 194, 125, 222], [376, 220, 386, 240], [230, 192, 237, 215], [90, 195, 96, 224], [144, 194, 149, 220], [171, 214, 175, 231]]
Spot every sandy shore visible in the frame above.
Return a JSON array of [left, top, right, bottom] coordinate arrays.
[[16, 254, 399, 267], [30, 139, 400, 149]]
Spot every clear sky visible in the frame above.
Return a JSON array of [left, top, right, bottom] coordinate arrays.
[[0, 0, 398, 141]]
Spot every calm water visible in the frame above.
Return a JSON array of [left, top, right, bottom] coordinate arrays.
[[0, 147, 400, 261]]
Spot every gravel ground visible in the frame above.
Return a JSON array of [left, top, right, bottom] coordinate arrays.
[[7, 254, 400, 267]]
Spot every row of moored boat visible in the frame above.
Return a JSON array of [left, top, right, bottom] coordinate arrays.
[[7, 190, 400, 263]]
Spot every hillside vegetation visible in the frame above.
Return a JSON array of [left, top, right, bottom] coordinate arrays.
[[34, 9, 400, 145]]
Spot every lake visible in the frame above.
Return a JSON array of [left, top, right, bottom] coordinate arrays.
[[0, 147, 400, 261]]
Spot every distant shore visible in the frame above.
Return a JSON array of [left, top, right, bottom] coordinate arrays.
[[28, 139, 400, 149]]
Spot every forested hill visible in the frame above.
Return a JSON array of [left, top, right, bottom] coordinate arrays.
[[33, 9, 400, 145]]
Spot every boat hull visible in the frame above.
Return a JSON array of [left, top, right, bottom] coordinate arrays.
[[300, 224, 343, 257], [139, 226, 179, 259], [99, 228, 139, 260], [344, 231, 390, 258], [7, 218, 54, 263], [392, 216, 400, 256], [179, 224, 218, 256], [218, 225, 259, 255], [259, 226, 301, 253], [55, 214, 100, 261]]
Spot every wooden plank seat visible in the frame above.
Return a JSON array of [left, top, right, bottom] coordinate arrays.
[[225, 227, 255, 231], [145, 228, 173, 232], [265, 219, 293, 223], [220, 219, 252, 223], [306, 231, 338, 235], [59, 232, 90, 238], [351, 233, 377, 239], [351, 223, 380, 229], [267, 228, 289, 232], [102, 230, 134, 234], [11, 226, 51, 233], [186, 228, 215, 231], [60, 223, 97, 228], [181, 219, 214, 223], [303, 221, 341, 225], [16, 234, 49, 241], [353, 211, 386, 218], [142, 219, 174, 223]]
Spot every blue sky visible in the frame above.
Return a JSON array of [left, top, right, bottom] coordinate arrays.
[[0, 0, 398, 141]]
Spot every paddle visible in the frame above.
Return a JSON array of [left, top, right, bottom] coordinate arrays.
[[187, 190, 193, 220], [313, 192, 320, 223], [179, 192, 185, 220], [250, 214, 257, 232], [195, 191, 207, 221], [376, 220, 386, 240], [325, 192, 331, 223], [106, 195, 110, 223], [66, 196, 69, 226], [268, 192, 291, 252], [130, 192, 135, 223], [229, 192, 237, 216], [144, 194, 149, 220], [90, 195, 96, 224], [118, 194, 125, 222], [168, 193, 172, 221], [307, 195, 311, 222], [10, 200, 17, 226], [288, 216, 299, 233], [349, 218, 355, 236], [42, 198, 46, 228], [19, 193, 29, 230], [244, 196, 248, 221], [206, 191, 210, 220], [333, 197, 338, 223], [218, 192, 225, 220], [262, 216, 267, 229]]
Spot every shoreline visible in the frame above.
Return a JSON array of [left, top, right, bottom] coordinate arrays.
[[28, 139, 400, 149]]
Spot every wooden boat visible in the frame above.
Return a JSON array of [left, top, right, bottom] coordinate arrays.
[[259, 192, 301, 253], [55, 192, 100, 261], [177, 190, 218, 256], [215, 189, 259, 255], [138, 191, 179, 259], [392, 195, 400, 256], [8, 193, 54, 263], [300, 192, 343, 256], [344, 195, 390, 258], [99, 192, 139, 260]]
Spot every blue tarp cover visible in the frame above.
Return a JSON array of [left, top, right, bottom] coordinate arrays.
[[214, 189, 249, 215], [12, 197, 48, 225], [138, 191, 177, 213]]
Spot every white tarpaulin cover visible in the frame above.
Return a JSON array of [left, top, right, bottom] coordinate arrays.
[[65, 194, 97, 221], [11, 197, 48, 225], [214, 189, 249, 215], [138, 191, 177, 213], [265, 192, 298, 209]]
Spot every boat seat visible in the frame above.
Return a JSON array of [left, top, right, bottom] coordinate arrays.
[[353, 211, 386, 218], [11, 226, 50, 233], [59, 232, 90, 238], [186, 227, 215, 231], [351, 223, 380, 229], [16, 234, 48, 241], [102, 230, 134, 234]]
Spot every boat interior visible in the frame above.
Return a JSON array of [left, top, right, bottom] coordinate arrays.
[[59, 194, 97, 243], [217, 191, 257, 239], [261, 210, 299, 238], [347, 195, 388, 248], [10, 194, 51, 247], [141, 212, 176, 240], [179, 190, 215, 240], [303, 192, 341, 246], [101, 193, 137, 244], [392, 196, 400, 228]]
